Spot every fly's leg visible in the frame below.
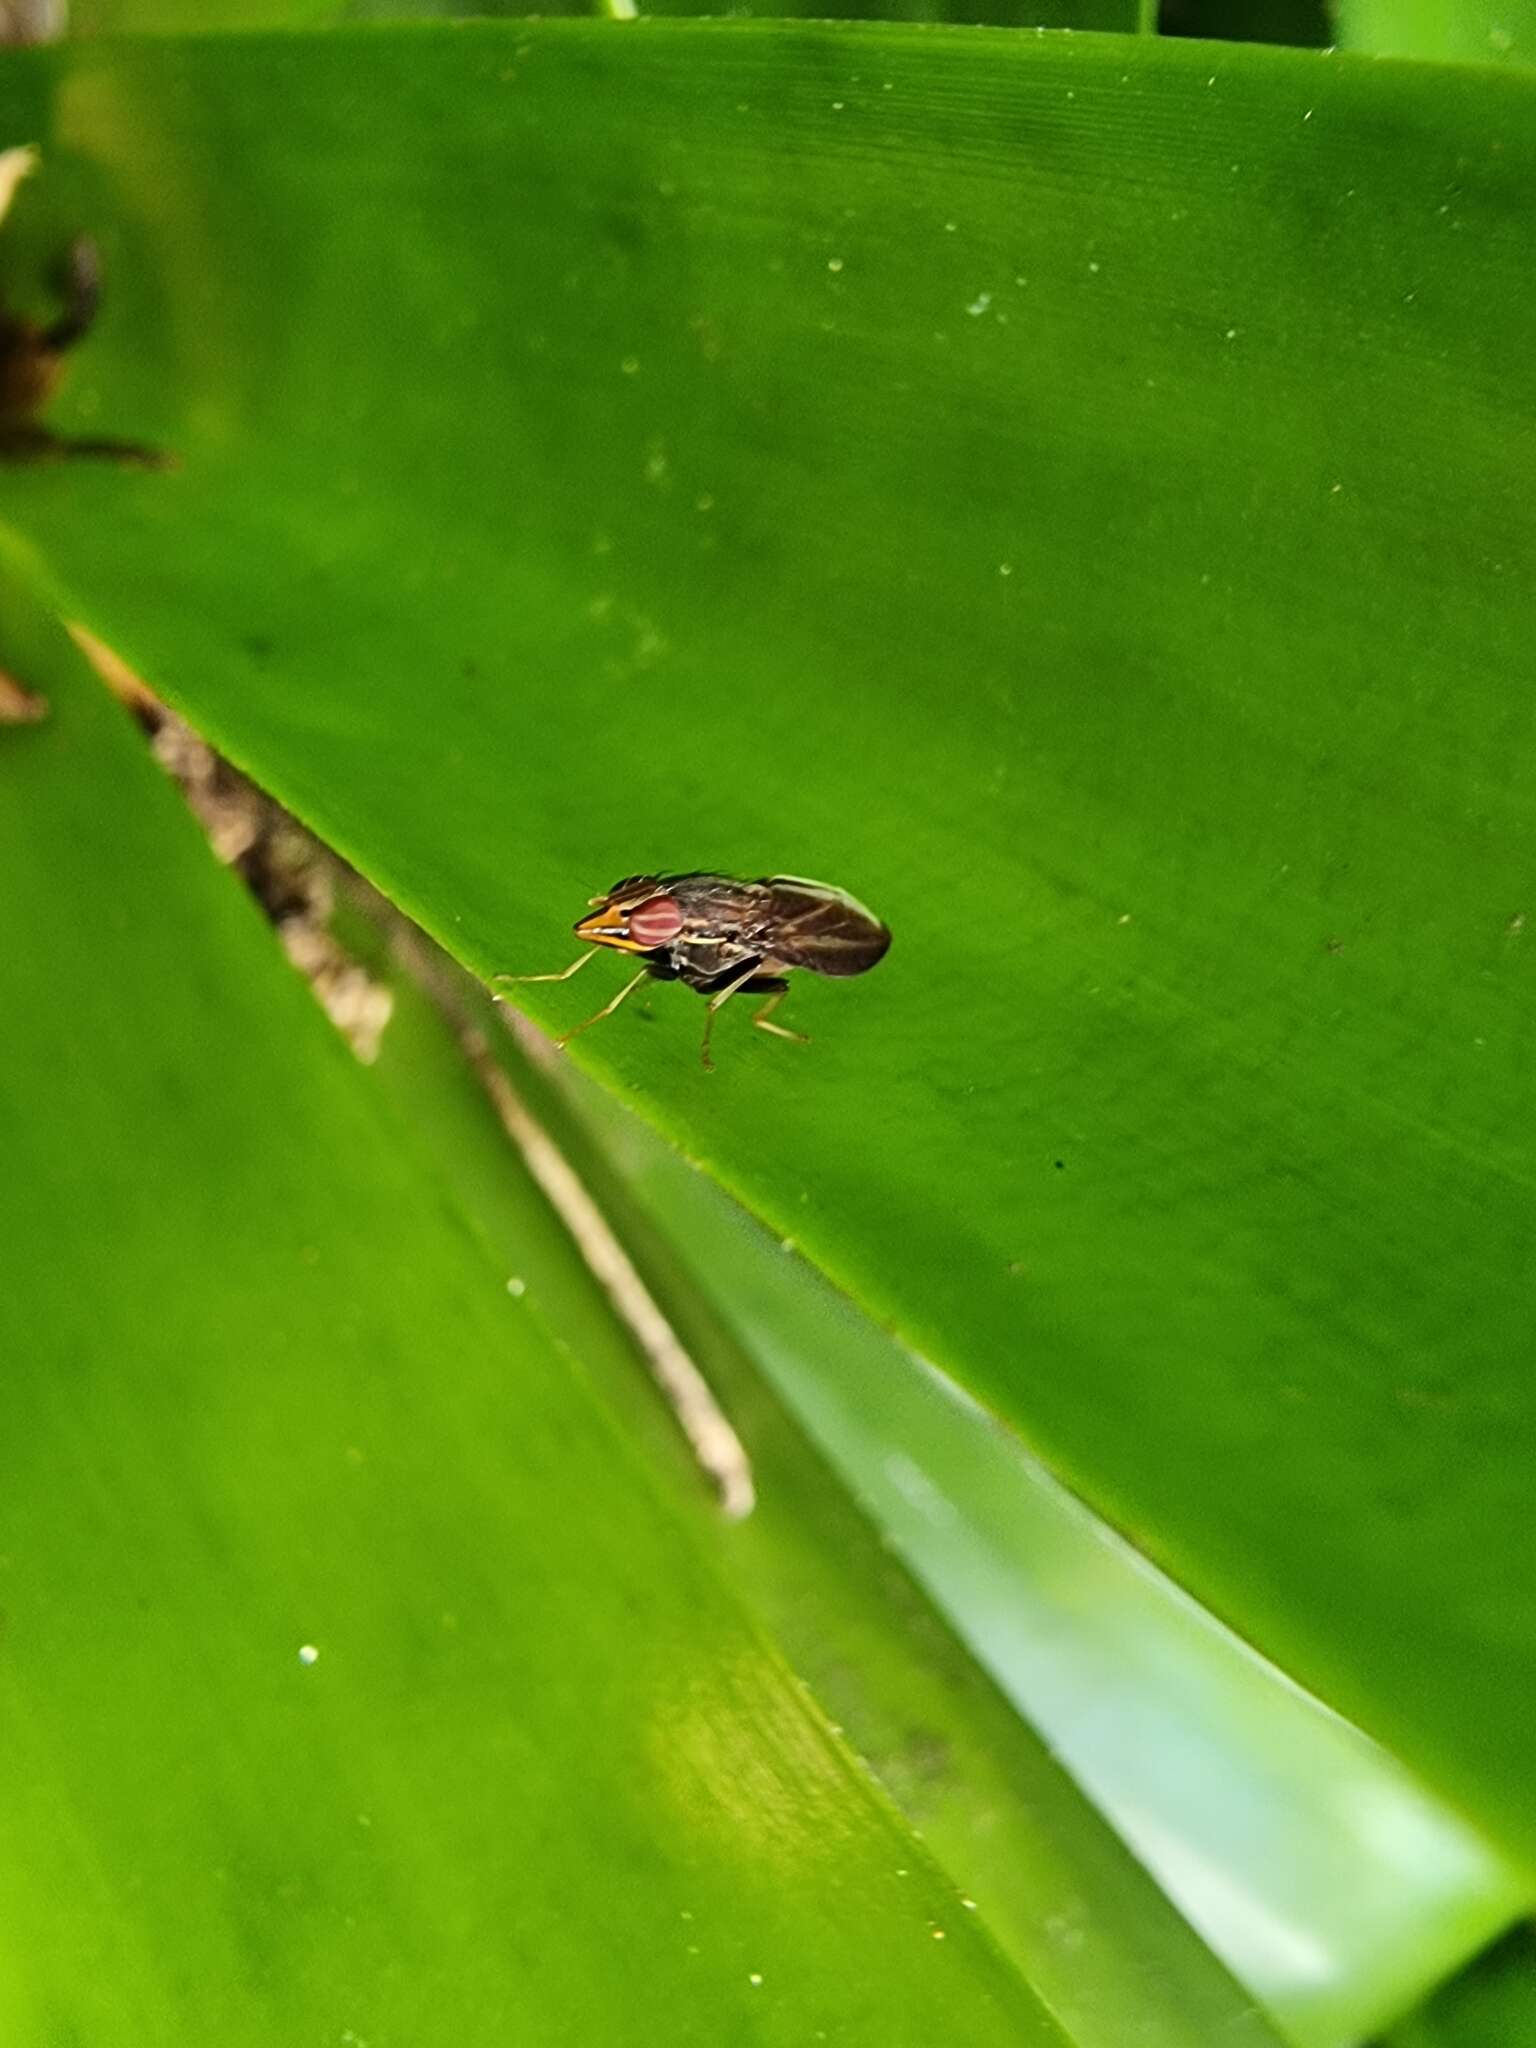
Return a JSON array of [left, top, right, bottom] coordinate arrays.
[[558, 967, 649, 1050], [752, 985, 809, 1047], [699, 963, 765, 1072], [492, 949, 645, 1050], [491, 951, 596, 1001]]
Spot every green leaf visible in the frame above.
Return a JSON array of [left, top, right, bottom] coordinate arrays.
[[0, 581, 1064, 2041], [1333, 0, 1536, 65], [1, 22, 1532, 1873], [533, 1050, 1526, 2047], [66, 0, 341, 25], [66, 0, 1148, 32], [1377, 1930, 1536, 2048], [363, 947, 1288, 2047]]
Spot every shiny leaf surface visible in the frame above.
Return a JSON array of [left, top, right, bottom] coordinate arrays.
[[539, 1051, 1526, 2047], [363, 956, 1286, 2048], [0, 23, 1531, 1869], [0, 579, 1059, 2045]]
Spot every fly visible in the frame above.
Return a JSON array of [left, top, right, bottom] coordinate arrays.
[[494, 871, 891, 1070]]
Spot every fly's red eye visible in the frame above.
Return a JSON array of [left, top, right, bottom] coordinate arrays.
[[628, 895, 685, 948]]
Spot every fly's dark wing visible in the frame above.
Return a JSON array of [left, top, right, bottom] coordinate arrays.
[[760, 877, 891, 978]]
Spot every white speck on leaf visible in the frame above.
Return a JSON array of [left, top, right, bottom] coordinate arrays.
[[966, 290, 992, 316], [298, 1644, 320, 1666], [506, 1276, 526, 1297]]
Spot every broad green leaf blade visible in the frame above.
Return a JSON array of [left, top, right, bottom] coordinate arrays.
[[1378, 1930, 1536, 2048], [0, 23, 1532, 1868], [363, 958, 1288, 2048], [67, 0, 1148, 29], [0, 586, 1061, 2043], [67, 0, 339, 24], [66, 0, 337, 25], [579, 1100, 1526, 2045], [1334, 1, 1536, 64]]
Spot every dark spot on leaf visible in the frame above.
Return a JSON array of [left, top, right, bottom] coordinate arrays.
[[603, 205, 646, 255]]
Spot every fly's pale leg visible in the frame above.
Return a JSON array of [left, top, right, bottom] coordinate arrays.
[[558, 967, 650, 1049], [699, 963, 765, 1072], [491, 951, 596, 1000], [752, 987, 809, 1046]]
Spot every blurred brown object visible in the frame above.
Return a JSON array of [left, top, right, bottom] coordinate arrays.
[[69, 621, 392, 1062], [0, 0, 66, 43], [0, 666, 47, 723], [0, 232, 173, 469], [0, 234, 97, 421]]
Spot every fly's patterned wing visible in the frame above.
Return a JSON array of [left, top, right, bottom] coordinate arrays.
[[759, 877, 891, 978], [663, 873, 776, 934], [661, 874, 778, 968]]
